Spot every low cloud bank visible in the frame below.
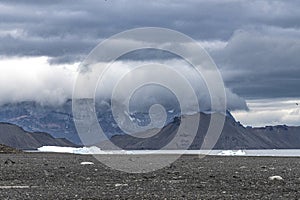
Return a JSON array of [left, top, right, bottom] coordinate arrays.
[[0, 57, 247, 113]]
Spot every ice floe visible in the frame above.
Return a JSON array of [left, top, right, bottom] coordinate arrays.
[[37, 146, 300, 157], [80, 161, 94, 165], [217, 150, 246, 156], [268, 175, 283, 181]]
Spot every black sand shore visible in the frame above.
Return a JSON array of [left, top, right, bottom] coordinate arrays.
[[0, 153, 299, 199]]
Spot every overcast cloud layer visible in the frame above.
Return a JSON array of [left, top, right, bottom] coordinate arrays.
[[232, 98, 300, 127], [0, 0, 299, 101]]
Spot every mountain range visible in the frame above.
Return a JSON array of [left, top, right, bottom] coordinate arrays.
[[0, 100, 299, 150], [105, 112, 300, 150], [0, 100, 177, 145], [0, 122, 75, 150]]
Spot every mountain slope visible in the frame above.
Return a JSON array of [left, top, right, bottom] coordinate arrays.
[[0, 101, 80, 144], [1, 101, 300, 149], [0, 123, 76, 150], [104, 112, 300, 150], [0, 100, 180, 145]]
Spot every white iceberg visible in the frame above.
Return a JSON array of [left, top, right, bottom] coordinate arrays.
[[80, 161, 94, 165], [217, 150, 246, 156], [37, 146, 104, 154]]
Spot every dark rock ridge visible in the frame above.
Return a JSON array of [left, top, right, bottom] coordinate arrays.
[[0, 122, 76, 150], [104, 112, 300, 150]]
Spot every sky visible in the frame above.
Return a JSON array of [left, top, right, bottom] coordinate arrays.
[[0, 0, 299, 126]]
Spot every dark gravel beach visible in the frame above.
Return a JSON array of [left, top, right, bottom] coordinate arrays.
[[0, 153, 299, 199]]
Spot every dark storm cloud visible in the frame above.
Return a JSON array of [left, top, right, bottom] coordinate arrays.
[[0, 0, 300, 99], [1, 0, 300, 62], [212, 26, 300, 99]]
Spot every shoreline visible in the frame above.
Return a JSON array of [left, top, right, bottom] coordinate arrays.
[[29, 147, 300, 158], [0, 153, 299, 199]]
